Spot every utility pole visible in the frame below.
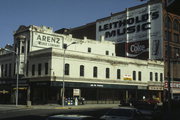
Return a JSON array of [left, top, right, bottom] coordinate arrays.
[[165, 0, 172, 113]]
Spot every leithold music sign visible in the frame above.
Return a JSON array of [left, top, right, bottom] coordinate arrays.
[[32, 32, 64, 49], [96, 3, 163, 60]]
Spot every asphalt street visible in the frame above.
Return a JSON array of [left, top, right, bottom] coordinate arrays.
[[1, 104, 180, 120], [0, 104, 118, 120]]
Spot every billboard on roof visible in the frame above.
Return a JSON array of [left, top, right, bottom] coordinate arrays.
[[32, 32, 64, 49], [96, 3, 163, 60]]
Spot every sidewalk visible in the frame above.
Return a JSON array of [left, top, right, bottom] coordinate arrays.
[[31, 104, 119, 109], [0, 104, 119, 110]]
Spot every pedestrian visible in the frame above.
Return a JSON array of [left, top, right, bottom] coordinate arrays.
[[81, 97, 85, 105]]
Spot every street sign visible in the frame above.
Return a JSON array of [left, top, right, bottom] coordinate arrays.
[[73, 89, 80, 96], [164, 81, 180, 89]]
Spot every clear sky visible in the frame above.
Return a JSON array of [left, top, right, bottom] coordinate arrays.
[[0, 0, 146, 48]]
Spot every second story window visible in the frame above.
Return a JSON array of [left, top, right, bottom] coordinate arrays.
[[38, 63, 42, 75], [174, 47, 179, 58], [150, 72, 153, 81], [93, 66, 98, 78], [13, 63, 15, 76], [160, 73, 163, 82], [117, 69, 121, 79], [138, 71, 141, 81], [155, 72, 158, 81], [165, 45, 172, 58], [88, 48, 91, 53], [5, 64, 7, 77], [27, 40, 30, 53], [165, 16, 172, 29], [32, 64, 35, 76], [173, 19, 179, 31], [1, 64, 4, 77], [26, 61, 29, 76], [106, 68, 110, 79], [45, 63, 48, 75], [133, 71, 136, 80], [165, 31, 171, 41], [174, 33, 179, 43], [9, 63, 11, 77], [106, 51, 109, 55], [65, 63, 70, 75], [80, 65, 84, 77], [21, 46, 24, 53]]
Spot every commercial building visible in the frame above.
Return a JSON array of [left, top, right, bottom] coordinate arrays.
[[56, 0, 180, 99], [0, 25, 164, 104], [1, 0, 179, 104]]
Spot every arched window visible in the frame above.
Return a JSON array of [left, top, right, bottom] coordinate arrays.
[[165, 16, 172, 29], [45, 63, 48, 75], [65, 63, 69, 75], [173, 19, 179, 31], [32, 64, 35, 76], [117, 69, 121, 79], [1, 64, 4, 77], [106, 68, 110, 78], [138, 71, 141, 81], [93, 66, 98, 78], [160, 73, 163, 82], [150, 72, 153, 81], [80, 65, 84, 77], [133, 71, 136, 80], [155, 72, 158, 81]]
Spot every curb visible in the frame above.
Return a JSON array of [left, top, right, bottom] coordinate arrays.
[[54, 104, 119, 110], [0, 104, 119, 110]]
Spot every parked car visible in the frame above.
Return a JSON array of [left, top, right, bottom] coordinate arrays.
[[46, 114, 98, 120], [133, 100, 163, 120], [100, 107, 145, 120], [173, 96, 180, 101]]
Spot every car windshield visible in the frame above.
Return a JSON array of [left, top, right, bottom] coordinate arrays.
[[106, 109, 133, 117]]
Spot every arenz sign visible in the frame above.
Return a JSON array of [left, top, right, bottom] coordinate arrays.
[[96, 3, 163, 59], [33, 32, 64, 48]]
